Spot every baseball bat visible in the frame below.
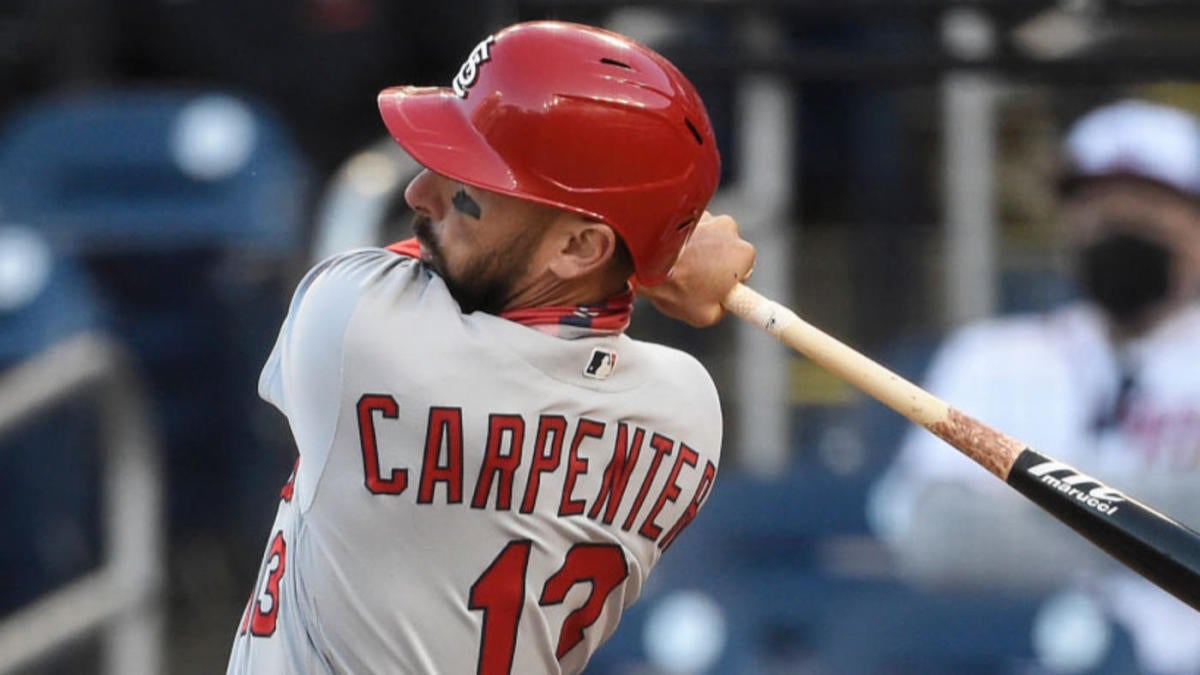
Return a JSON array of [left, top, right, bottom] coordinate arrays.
[[722, 282, 1200, 611]]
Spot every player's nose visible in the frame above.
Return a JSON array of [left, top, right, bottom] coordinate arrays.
[[404, 169, 447, 221]]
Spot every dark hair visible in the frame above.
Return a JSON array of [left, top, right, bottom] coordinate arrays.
[[612, 235, 635, 280]]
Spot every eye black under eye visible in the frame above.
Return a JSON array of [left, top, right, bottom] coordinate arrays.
[[452, 188, 482, 219]]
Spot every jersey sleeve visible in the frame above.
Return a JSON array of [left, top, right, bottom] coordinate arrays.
[[259, 248, 420, 510]]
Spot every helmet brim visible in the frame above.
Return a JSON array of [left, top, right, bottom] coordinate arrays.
[[377, 86, 518, 194]]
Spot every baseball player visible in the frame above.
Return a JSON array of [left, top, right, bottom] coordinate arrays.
[[226, 21, 755, 675], [870, 99, 1200, 673]]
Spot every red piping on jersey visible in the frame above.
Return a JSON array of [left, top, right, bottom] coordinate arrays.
[[386, 238, 424, 259], [386, 239, 632, 335]]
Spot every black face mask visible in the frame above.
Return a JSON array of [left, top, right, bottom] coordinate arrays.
[[1077, 230, 1173, 324]]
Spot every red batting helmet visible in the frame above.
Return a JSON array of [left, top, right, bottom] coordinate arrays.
[[377, 21, 721, 285]]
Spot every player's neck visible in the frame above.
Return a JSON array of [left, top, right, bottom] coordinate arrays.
[[502, 270, 627, 312], [501, 255, 628, 312]]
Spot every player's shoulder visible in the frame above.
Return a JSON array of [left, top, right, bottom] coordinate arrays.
[[621, 336, 723, 458], [624, 333, 710, 374], [296, 247, 444, 310], [621, 335, 720, 404], [307, 247, 423, 287]]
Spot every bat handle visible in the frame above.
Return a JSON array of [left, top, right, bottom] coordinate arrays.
[[722, 283, 1023, 478], [723, 283, 949, 428], [721, 283, 796, 337]]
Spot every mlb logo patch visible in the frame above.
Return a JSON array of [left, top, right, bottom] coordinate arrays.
[[584, 348, 618, 380]]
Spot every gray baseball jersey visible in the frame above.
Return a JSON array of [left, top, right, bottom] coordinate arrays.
[[226, 247, 722, 674]]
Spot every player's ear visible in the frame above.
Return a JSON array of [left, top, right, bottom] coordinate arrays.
[[546, 216, 618, 280]]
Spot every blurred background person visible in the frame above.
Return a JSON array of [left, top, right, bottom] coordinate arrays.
[[870, 98, 1200, 675]]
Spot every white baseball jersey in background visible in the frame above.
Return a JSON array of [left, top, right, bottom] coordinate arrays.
[[226, 248, 722, 674], [871, 302, 1200, 674]]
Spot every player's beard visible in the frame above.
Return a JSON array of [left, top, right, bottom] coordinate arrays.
[[412, 213, 544, 315]]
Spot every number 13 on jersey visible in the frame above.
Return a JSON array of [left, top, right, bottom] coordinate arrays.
[[470, 540, 629, 675]]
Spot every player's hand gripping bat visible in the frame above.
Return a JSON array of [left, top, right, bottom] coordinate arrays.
[[722, 283, 1200, 611]]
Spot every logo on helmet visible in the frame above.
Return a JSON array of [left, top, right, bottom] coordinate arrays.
[[452, 35, 496, 98]]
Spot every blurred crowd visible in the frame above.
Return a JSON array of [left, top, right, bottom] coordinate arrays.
[[3, 1, 1200, 673]]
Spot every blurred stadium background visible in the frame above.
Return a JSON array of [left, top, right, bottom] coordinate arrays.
[[0, 1, 1198, 673]]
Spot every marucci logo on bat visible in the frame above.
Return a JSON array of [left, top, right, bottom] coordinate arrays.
[[1026, 460, 1125, 515]]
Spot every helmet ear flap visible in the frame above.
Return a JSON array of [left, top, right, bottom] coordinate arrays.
[[377, 20, 721, 286]]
